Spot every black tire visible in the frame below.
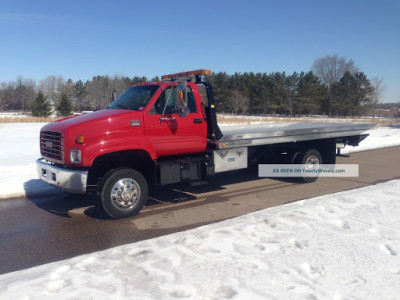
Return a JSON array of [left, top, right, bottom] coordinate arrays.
[[99, 168, 148, 219], [296, 149, 322, 183]]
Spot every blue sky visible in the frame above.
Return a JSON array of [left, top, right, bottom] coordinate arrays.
[[0, 0, 399, 102]]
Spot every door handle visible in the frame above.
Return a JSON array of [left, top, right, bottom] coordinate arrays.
[[160, 117, 177, 121], [193, 118, 203, 124]]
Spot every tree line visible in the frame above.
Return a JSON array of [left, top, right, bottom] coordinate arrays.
[[208, 55, 384, 116], [0, 74, 158, 117], [0, 54, 385, 117]]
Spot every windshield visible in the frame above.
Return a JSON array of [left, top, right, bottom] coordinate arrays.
[[108, 85, 159, 111]]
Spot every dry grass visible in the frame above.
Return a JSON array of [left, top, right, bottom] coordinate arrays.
[[368, 119, 400, 128], [0, 116, 57, 123]]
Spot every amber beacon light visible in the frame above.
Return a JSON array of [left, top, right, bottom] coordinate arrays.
[[161, 69, 211, 80]]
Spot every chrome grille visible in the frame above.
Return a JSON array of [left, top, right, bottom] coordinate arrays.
[[40, 131, 64, 162]]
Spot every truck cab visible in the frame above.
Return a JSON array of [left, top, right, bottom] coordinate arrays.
[[37, 70, 221, 218]]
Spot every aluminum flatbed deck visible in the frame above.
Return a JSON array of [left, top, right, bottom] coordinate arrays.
[[215, 122, 375, 149]]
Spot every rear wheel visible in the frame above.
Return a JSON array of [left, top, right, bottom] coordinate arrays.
[[296, 149, 322, 183], [99, 168, 148, 219]]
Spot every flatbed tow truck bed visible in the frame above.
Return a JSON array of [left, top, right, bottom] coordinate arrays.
[[215, 122, 375, 149]]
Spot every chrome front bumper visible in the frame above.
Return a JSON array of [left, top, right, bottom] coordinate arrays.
[[36, 159, 88, 194]]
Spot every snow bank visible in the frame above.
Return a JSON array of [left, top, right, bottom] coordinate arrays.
[[341, 126, 400, 154], [1, 180, 399, 299]]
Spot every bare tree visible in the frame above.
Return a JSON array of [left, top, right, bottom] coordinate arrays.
[[229, 90, 249, 115], [370, 77, 386, 105], [109, 74, 132, 100], [60, 79, 76, 100], [85, 76, 111, 110], [0, 82, 16, 110], [39, 75, 65, 107], [312, 54, 359, 91], [18, 77, 36, 112], [0, 77, 36, 111]]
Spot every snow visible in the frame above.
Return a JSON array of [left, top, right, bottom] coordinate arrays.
[[0, 123, 58, 199], [341, 126, 400, 154], [0, 121, 400, 299], [0, 180, 400, 299]]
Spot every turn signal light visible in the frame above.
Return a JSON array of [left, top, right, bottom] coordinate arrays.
[[76, 135, 85, 144]]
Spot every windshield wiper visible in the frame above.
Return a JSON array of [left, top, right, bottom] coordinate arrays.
[[115, 104, 129, 109]]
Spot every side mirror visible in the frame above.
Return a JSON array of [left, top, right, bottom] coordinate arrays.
[[176, 83, 189, 118], [177, 106, 190, 118]]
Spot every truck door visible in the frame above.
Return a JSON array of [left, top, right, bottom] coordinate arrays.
[[144, 83, 207, 157]]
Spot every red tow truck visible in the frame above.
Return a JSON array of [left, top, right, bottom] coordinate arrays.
[[37, 69, 372, 218]]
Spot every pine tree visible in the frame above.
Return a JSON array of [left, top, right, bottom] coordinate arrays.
[[31, 91, 51, 117], [57, 93, 73, 117]]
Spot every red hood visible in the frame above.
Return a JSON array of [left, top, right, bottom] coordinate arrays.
[[42, 109, 142, 133], [40, 109, 146, 165]]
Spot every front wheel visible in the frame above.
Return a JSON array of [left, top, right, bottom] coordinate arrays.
[[99, 168, 148, 219]]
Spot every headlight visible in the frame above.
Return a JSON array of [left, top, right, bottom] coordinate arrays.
[[70, 150, 81, 163]]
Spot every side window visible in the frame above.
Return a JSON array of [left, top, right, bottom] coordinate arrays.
[[151, 86, 177, 115], [187, 86, 197, 113], [149, 85, 197, 115], [196, 84, 209, 107]]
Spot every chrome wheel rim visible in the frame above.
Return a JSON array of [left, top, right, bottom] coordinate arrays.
[[304, 155, 320, 170], [110, 178, 140, 209], [305, 155, 320, 165]]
